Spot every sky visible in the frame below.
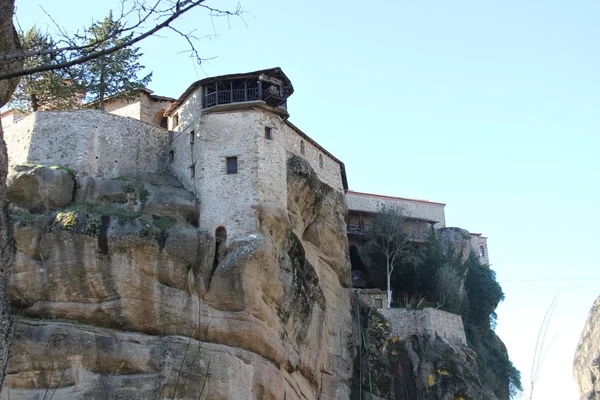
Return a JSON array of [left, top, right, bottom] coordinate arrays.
[[12, 0, 600, 398]]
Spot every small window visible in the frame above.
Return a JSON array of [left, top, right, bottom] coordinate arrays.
[[160, 117, 168, 129], [173, 114, 179, 128], [190, 130, 195, 145], [300, 140, 305, 155], [375, 299, 383, 308], [169, 150, 174, 164], [319, 154, 324, 168], [189, 163, 195, 178], [226, 157, 238, 174], [479, 245, 486, 258], [264, 127, 273, 140]]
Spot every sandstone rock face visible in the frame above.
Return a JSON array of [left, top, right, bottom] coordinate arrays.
[[2, 158, 353, 399], [8, 165, 75, 213], [574, 295, 600, 400]]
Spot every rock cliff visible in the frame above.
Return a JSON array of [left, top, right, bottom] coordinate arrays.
[[574, 295, 600, 400], [351, 302, 498, 400], [1, 157, 354, 399]]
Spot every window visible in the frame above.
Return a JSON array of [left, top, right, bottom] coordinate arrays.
[[226, 157, 238, 174], [479, 245, 486, 258], [300, 140, 305, 155], [190, 130, 195, 145], [264, 127, 273, 140], [319, 154, 324, 168], [189, 163, 195, 178], [375, 299, 383, 308], [172, 113, 179, 128], [169, 150, 174, 164]]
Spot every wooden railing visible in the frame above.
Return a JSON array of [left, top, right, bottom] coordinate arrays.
[[203, 87, 266, 109], [347, 224, 429, 241]]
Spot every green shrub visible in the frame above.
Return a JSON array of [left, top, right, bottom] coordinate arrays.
[[153, 216, 176, 231]]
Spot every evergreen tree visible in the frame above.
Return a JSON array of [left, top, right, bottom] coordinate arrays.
[[10, 27, 83, 113], [81, 11, 152, 110]]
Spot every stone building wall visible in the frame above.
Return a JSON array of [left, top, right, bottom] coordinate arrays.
[[103, 98, 141, 120], [4, 110, 170, 179], [168, 86, 346, 239], [346, 191, 446, 228], [139, 94, 172, 125], [170, 105, 261, 239], [353, 289, 387, 309], [380, 308, 467, 345], [470, 234, 489, 265]]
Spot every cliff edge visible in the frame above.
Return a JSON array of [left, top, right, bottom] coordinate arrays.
[[574, 295, 600, 400]]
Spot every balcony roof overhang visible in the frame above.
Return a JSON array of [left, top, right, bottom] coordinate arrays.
[[166, 67, 293, 117]]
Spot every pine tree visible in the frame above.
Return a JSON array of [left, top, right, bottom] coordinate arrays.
[[10, 27, 83, 113], [81, 11, 152, 111]]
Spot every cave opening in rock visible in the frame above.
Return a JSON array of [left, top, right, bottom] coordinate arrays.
[[208, 226, 227, 288]]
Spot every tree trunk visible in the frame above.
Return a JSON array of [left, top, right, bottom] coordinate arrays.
[[0, 122, 14, 390], [99, 61, 105, 111], [30, 93, 39, 111], [0, 0, 22, 390], [386, 258, 392, 309]]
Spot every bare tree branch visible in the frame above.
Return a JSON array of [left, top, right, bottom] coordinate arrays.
[[0, 0, 243, 80]]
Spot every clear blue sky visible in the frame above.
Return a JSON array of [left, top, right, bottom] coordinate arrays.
[[14, 0, 600, 398]]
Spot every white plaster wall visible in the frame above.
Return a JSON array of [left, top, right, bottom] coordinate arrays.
[[104, 98, 142, 120], [346, 192, 446, 228], [4, 110, 170, 178], [380, 308, 467, 345], [1, 110, 25, 128]]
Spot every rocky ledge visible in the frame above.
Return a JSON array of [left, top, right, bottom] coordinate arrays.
[[2, 159, 353, 399]]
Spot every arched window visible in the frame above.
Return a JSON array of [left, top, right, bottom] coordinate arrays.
[[300, 140, 305, 155], [319, 154, 323, 168], [479, 245, 486, 258]]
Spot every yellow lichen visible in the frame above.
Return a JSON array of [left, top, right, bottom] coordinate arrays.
[[437, 369, 450, 376], [428, 374, 436, 387]]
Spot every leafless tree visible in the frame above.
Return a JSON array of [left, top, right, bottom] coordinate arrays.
[[0, 0, 242, 390], [365, 205, 415, 308]]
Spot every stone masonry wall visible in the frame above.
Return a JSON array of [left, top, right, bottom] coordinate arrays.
[[169, 86, 346, 238], [139, 94, 172, 125], [170, 106, 261, 239], [346, 191, 446, 228], [4, 110, 170, 179], [380, 308, 467, 345], [353, 289, 387, 309], [470, 234, 489, 265], [259, 111, 345, 192]]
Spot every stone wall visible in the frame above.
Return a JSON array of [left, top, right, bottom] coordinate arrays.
[[470, 233, 489, 265], [353, 289, 387, 309], [140, 94, 172, 125], [380, 307, 467, 345], [170, 108, 261, 239], [169, 86, 346, 239], [346, 191, 446, 228], [4, 110, 170, 179]]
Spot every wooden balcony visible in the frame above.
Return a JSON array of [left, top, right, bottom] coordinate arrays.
[[202, 86, 287, 109], [347, 223, 429, 242]]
